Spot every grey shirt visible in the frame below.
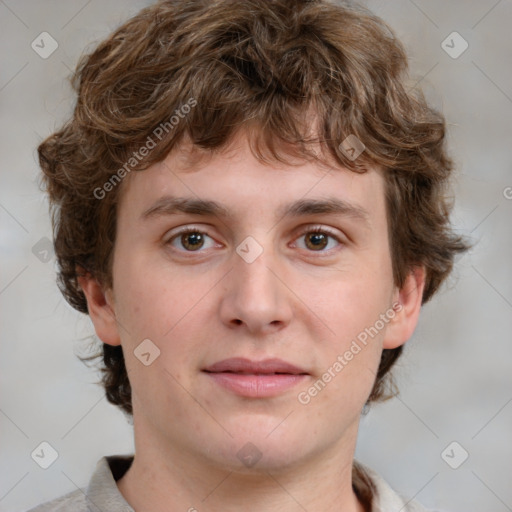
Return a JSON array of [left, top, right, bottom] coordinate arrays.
[[27, 455, 437, 512]]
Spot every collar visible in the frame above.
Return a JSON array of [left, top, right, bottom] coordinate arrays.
[[85, 455, 429, 512]]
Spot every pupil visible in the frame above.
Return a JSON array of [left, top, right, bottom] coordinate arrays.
[[183, 232, 203, 250], [307, 233, 327, 250]]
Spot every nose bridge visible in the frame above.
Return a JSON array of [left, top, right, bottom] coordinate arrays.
[[237, 248, 276, 298], [219, 237, 292, 333]]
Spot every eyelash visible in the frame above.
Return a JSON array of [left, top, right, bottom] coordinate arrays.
[[165, 225, 344, 255]]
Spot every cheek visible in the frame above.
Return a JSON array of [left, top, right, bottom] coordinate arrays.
[[296, 324, 384, 417], [113, 254, 189, 340], [113, 262, 214, 377], [295, 267, 392, 402], [307, 269, 393, 342]]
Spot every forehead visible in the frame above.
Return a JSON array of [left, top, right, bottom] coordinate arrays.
[[117, 134, 387, 226]]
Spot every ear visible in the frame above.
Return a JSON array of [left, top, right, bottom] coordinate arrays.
[[382, 266, 426, 349], [77, 272, 121, 346]]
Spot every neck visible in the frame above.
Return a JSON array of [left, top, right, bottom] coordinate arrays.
[[117, 419, 367, 512]]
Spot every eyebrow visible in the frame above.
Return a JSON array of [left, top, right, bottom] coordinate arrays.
[[140, 195, 370, 225]]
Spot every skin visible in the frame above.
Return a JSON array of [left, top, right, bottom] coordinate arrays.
[[79, 131, 425, 512]]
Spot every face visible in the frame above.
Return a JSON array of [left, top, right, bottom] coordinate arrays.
[[85, 133, 424, 473]]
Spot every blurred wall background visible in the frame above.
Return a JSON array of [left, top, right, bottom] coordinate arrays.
[[1, 1, 511, 511]]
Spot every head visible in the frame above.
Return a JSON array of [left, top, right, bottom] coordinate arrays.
[[38, 0, 469, 470]]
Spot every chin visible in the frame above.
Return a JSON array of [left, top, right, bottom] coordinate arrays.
[[212, 445, 309, 475], [198, 422, 314, 474]]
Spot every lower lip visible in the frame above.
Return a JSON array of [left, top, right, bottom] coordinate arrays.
[[204, 372, 308, 398]]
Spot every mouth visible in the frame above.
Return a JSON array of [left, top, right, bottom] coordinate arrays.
[[202, 357, 309, 398]]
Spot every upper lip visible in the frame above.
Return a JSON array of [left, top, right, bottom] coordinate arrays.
[[202, 357, 308, 375]]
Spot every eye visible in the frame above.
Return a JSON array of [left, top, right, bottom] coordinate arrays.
[[165, 226, 343, 254], [166, 227, 218, 252], [293, 227, 343, 252]]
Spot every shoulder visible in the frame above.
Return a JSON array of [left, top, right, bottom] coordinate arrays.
[[354, 461, 445, 512], [25, 454, 134, 512], [25, 489, 89, 512]]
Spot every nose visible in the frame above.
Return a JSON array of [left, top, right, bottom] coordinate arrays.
[[218, 243, 293, 336]]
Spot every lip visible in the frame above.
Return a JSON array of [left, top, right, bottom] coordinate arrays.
[[203, 357, 308, 374], [202, 357, 309, 398]]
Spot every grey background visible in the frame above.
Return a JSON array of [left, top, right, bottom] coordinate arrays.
[[1, 1, 511, 511]]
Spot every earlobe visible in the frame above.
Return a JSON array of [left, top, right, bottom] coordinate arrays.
[[382, 266, 426, 349], [77, 272, 121, 346]]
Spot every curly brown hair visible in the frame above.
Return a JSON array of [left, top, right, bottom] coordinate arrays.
[[38, 0, 471, 416]]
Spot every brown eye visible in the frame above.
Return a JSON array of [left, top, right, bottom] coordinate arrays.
[[180, 232, 205, 251], [294, 227, 342, 253], [167, 228, 216, 252], [304, 232, 329, 251]]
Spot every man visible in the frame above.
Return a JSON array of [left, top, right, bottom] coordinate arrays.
[[30, 0, 469, 510]]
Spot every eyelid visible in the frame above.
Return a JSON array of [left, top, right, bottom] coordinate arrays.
[[295, 224, 344, 239], [165, 224, 214, 239], [290, 224, 346, 251], [165, 225, 220, 246]]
